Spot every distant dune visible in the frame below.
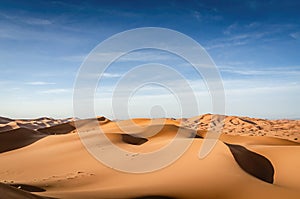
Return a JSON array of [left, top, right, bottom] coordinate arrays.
[[0, 114, 299, 199]]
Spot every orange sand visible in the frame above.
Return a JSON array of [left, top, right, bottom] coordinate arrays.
[[0, 114, 299, 199]]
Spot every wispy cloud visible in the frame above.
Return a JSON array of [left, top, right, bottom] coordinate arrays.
[[191, 6, 223, 22], [120, 51, 177, 62], [0, 80, 11, 86], [40, 89, 70, 94], [205, 40, 248, 50], [109, 51, 177, 62], [102, 73, 122, 78], [192, 11, 202, 21], [206, 22, 299, 50], [0, 11, 83, 42], [206, 31, 268, 50], [290, 32, 300, 40], [24, 18, 52, 25], [0, 12, 52, 26], [0, 22, 48, 40], [219, 65, 300, 76], [63, 50, 178, 64], [61, 55, 86, 62], [223, 23, 238, 35], [26, 81, 56, 85]]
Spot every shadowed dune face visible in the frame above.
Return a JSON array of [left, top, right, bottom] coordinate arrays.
[[0, 183, 53, 199], [8, 184, 46, 192], [225, 143, 274, 184], [0, 125, 13, 132], [121, 134, 149, 145], [0, 116, 13, 124], [132, 196, 176, 199], [97, 116, 110, 123], [0, 128, 46, 153], [239, 118, 257, 125]]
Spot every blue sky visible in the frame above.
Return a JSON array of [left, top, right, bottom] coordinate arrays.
[[0, 0, 300, 119]]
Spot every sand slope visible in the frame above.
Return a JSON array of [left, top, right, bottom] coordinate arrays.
[[0, 115, 299, 199]]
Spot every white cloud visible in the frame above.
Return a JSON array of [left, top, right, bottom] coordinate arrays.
[[40, 89, 70, 94], [102, 73, 122, 78], [205, 41, 248, 50], [26, 81, 56, 85]]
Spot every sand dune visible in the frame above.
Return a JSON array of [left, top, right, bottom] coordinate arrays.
[[0, 114, 299, 198], [183, 114, 300, 143], [0, 117, 73, 133]]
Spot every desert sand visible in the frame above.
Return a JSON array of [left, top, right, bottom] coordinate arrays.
[[0, 114, 300, 199]]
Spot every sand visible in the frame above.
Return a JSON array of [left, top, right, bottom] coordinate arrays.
[[0, 114, 299, 199]]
